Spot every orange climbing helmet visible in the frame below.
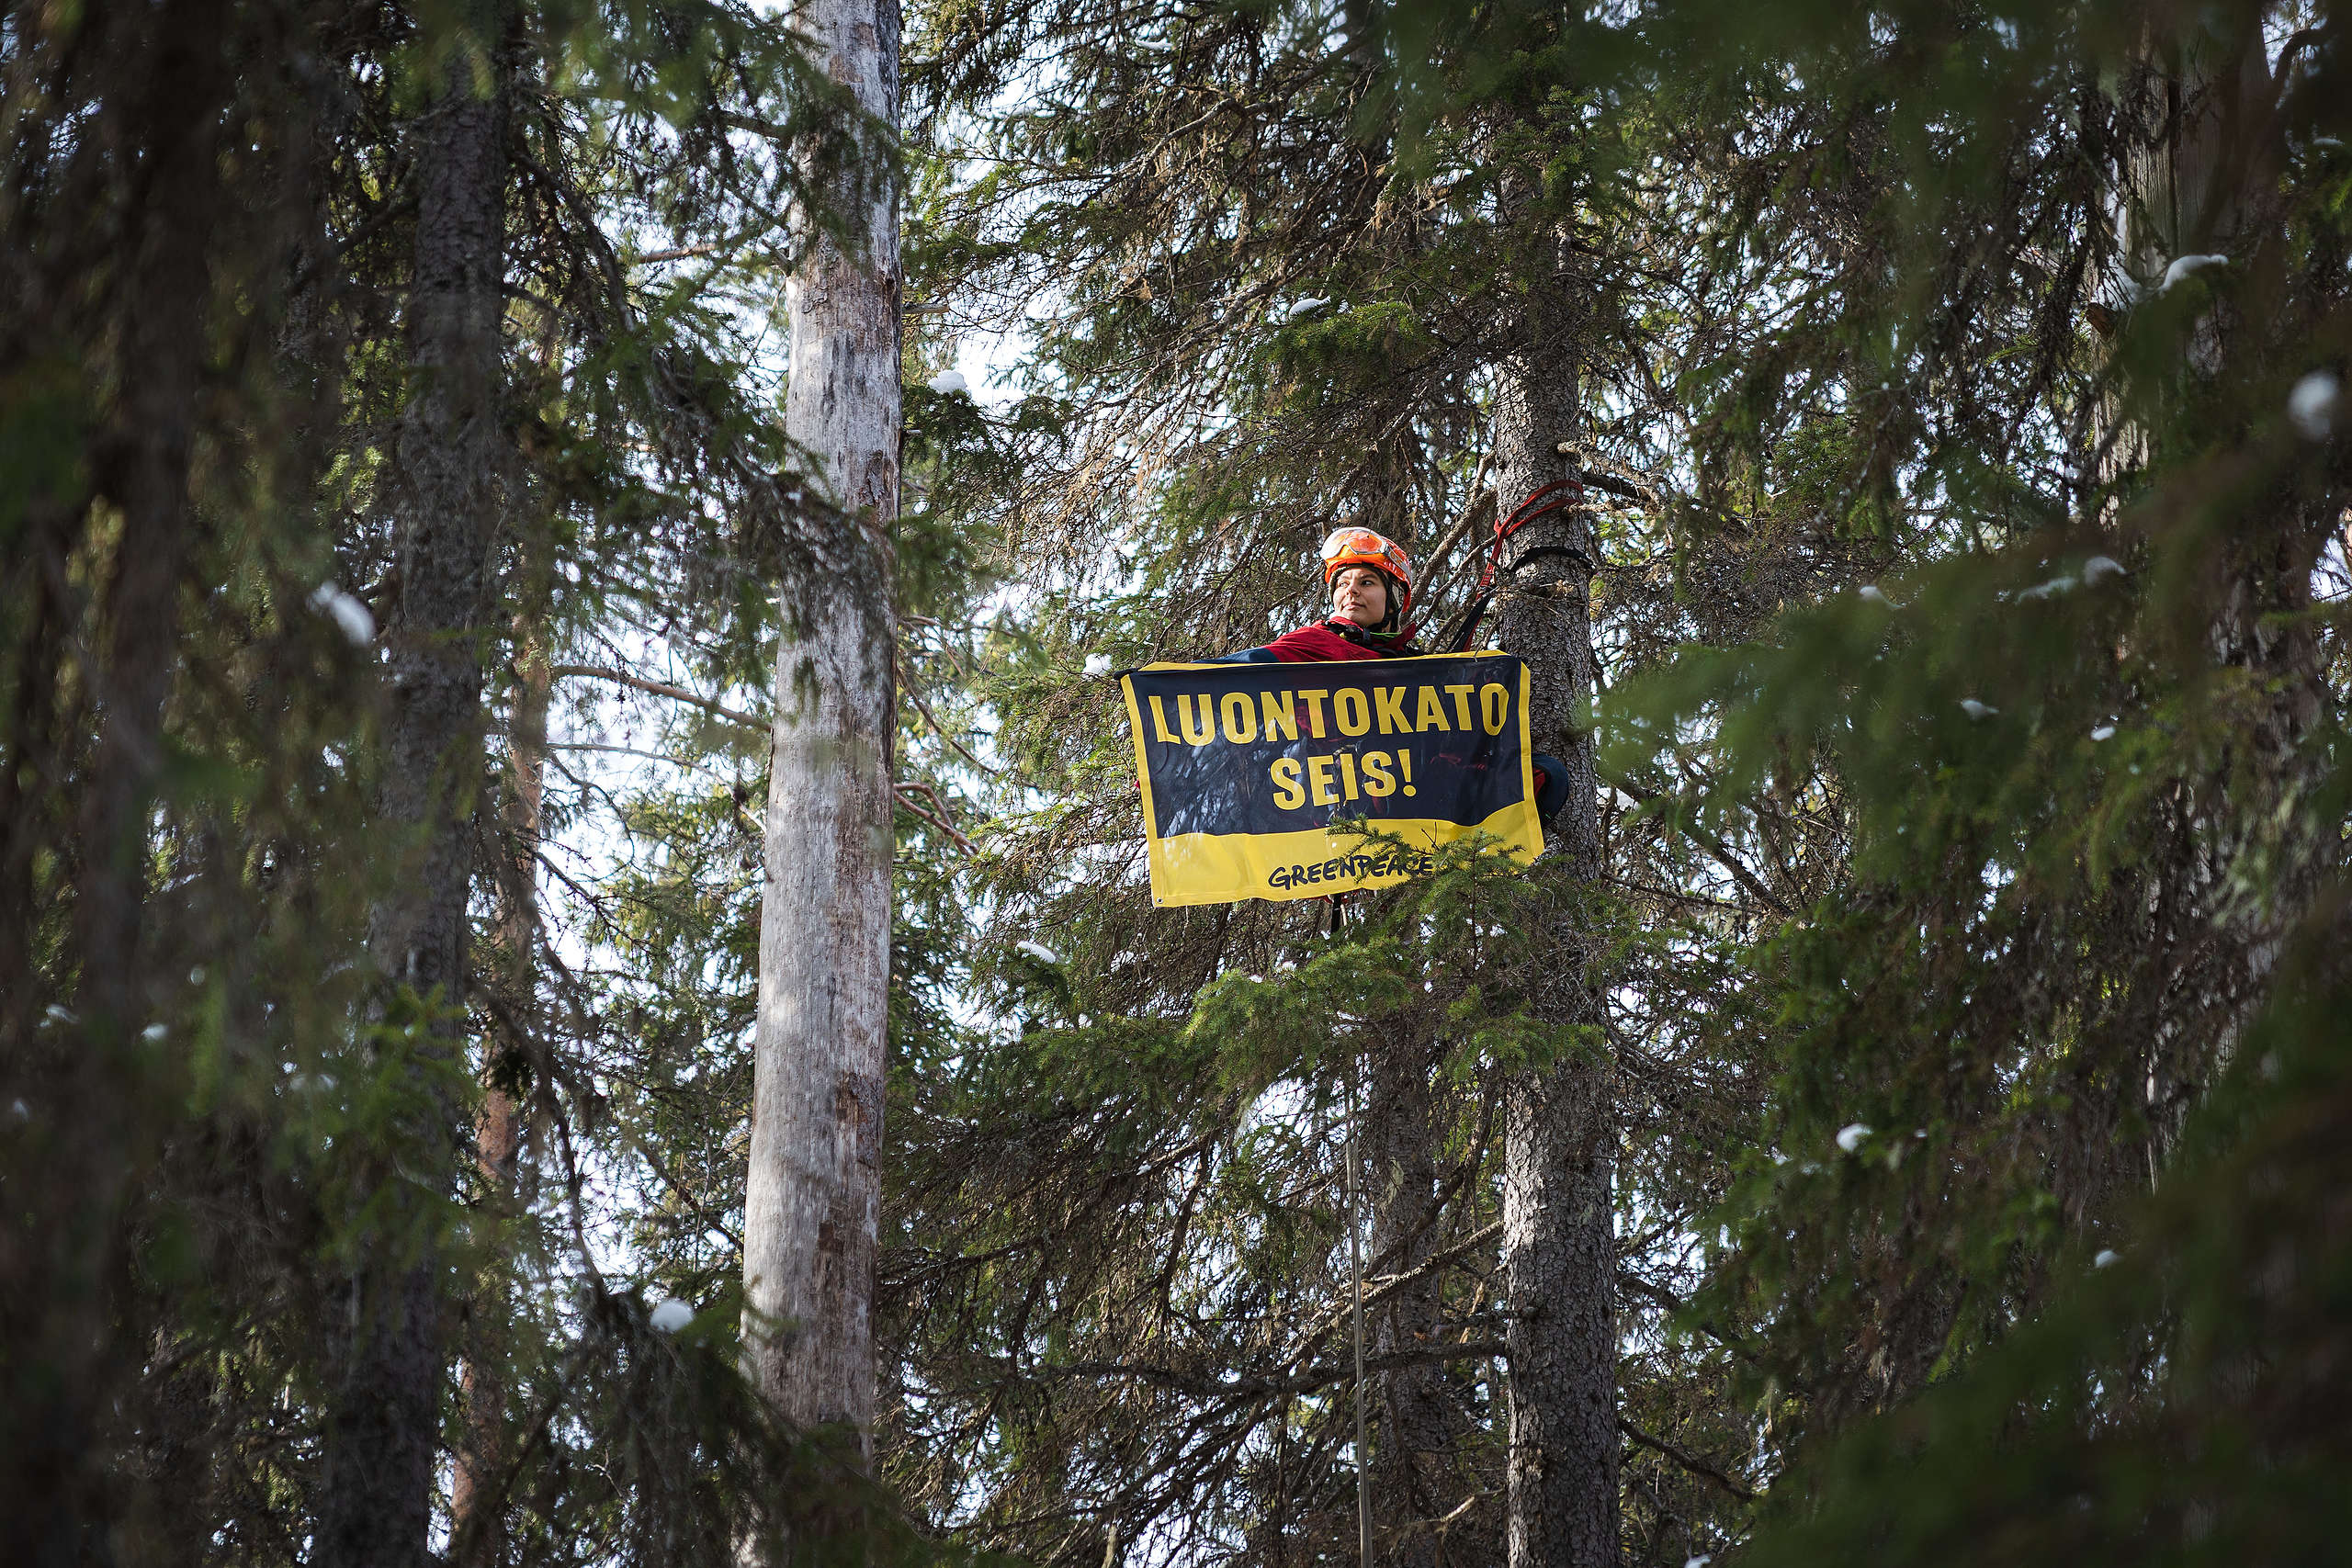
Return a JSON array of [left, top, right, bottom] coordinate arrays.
[[1321, 526, 1413, 615]]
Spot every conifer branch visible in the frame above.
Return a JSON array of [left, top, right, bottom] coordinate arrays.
[[897, 655, 1001, 775], [1601, 765, 1792, 916], [547, 663, 764, 730], [632, 243, 723, 265], [895, 779, 975, 852], [1617, 1417, 1755, 1501], [1047, 1338, 1510, 1401]]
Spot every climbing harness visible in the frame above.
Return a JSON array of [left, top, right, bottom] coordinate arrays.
[[1437, 478, 1596, 653]]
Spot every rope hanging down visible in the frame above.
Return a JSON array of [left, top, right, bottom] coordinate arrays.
[[1438, 477, 1595, 653], [1347, 1043, 1371, 1567], [1324, 892, 1373, 1565]]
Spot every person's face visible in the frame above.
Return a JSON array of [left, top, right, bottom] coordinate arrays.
[[1331, 565, 1389, 627]]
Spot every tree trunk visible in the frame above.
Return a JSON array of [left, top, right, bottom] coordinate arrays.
[[1490, 234, 1619, 1568], [1365, 1024, 1470, 1565], [741, 0, 900, 1468], [23, 5, 232, 1560], [73, 0, 229, 1038], [450, 600, 545, 1564], [320, 12, 508, 1565], [2107, 27, 2319, 1181]]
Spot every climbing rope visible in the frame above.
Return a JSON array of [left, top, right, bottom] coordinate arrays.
[[1437, 477, 1595, 653], [1319, 480, 1604, 1558], [1324, 892, 1373, 1564], [1346, 1043, 1370, 1566]]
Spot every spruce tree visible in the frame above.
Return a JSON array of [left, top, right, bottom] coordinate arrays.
[[11, 1, 2347, 1562], [0, 0, 896, 1558]]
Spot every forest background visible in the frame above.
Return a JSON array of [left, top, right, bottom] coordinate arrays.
[[5, 1, 2349, 1566]]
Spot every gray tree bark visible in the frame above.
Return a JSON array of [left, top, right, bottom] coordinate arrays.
[[1365, 1024, 1471, 1565], [1490, 235, 1619, 1568], [741, 0, 900, 1468], [27, 4, 232, 1560], [450, 594, 546, 1564], [2103, 29, 2320, 1189], [320, 12, 508, 1565], [73, 0, 229, 1038]]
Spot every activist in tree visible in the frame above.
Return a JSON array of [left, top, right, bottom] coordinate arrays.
[[1216, 526, 1571, 822]]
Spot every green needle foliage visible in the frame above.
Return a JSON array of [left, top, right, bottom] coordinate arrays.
[[881, 0, 2352, 1562], [1586, 0, 2352, 1558], [1, 0, 944, 1559], [7, 0, 2348, 1562]]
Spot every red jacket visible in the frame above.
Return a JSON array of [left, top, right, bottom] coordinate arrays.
[[1260, 619, 1417, 661], [1240, 618, 1564, 815]]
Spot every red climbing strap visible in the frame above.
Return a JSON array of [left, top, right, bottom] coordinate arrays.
[[1440, 477, 1591, 651], [1476, 478, 1587, 592]]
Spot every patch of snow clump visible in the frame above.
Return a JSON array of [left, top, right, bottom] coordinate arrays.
[[2018, 576, 2075, 601], [1686, 1556, 1713, 1567], [310, 582, 375, 645], [1084, 653, 1113, 676], [2091, 725, 2118, 741], [926, 368, 969, 396], [1836, 1122, 1871, 1153], [2289, 370, 2340, 440], [141, 1022, 167, 1043], [649, 1297, 695, 1334], [2159, 253, 2228, 291], [1959, 699, 1998, 720], [2093, 1249, 2120, 1269], [1017, 941, 1060, 965], [1857, 584, 1893, 606], [2082, 555, 2126, 584]]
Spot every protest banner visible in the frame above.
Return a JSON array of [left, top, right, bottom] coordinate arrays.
[[1119, 651, 1544, 906]]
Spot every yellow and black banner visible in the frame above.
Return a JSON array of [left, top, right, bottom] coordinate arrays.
[[1119, 652, 1545, 907]]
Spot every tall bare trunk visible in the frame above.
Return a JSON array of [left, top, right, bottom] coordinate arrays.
[[450, 603, 545, 1563], [20, 4, 231, 1559], [1365, 1025, 1470, 1565], [741, 0, 900, 1470], [1491, 228, 1619, 1568], [321, 12, 508, 1564], [2107, 26, 2318, 1182], [72, 0, 228, 1036]]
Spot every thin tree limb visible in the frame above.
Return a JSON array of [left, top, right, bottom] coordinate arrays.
[[1617, 1417, 1755, 1501], [895, 779, 976, 852], [548, 662, 763, 729], [1601, 765, 1793, 917]]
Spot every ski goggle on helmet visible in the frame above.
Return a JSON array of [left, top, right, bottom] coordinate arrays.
[[1321, 526, 1413, 614]]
